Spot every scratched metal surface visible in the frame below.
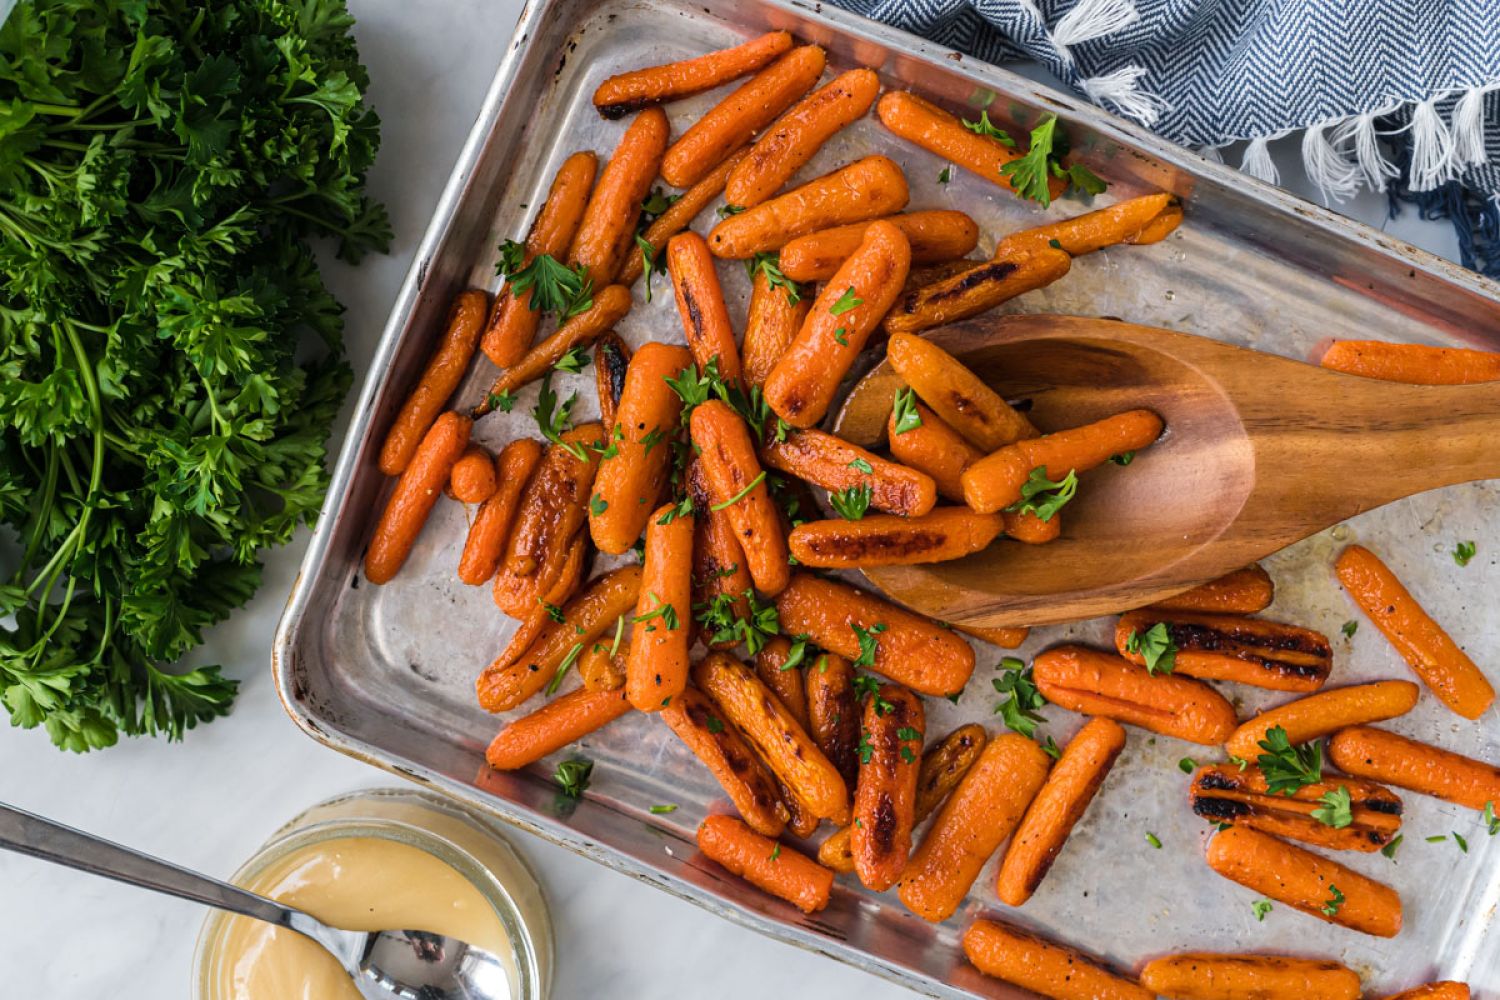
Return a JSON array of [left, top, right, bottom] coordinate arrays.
[[272, 0, 1500, 995]]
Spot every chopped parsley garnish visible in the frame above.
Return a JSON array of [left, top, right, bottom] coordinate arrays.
[[1454, 831, 1469, 853], [489, 389, 517, 413], [693, 589, 780, 655], [632, 592, 680, 632], [554, 757, 593, 799], [1256, 726, 1324, 795], [1320, 884, 1345, 917], [533, 371, 588, 459], [1483, 801, 1498, 836], [851, 623, 887, 668], [538, 600, 566, 623], [1252, 899, 1273, 921], [1311, 786, 1353, 828], [1179, 757, 1198, 774], [829, 286, 863, 316], [545, 642, 585, 696], [717, 203, 746, 219], [769, 843, 781, 860], [961, 110, 1015, 145], [649, 803, 678, 815], [830, 484, 873, 521], [1341, 620, 1359, 638], [590, 493, 608, 516], [1005, 467, 1078, 522], [656, 494, 695, 525], [938, 165, 953, 184], [554, 346, 589, 374], [998, 114, 1108, 207], [635, 233, 666, 303], [1454, 540, 1477, 566], [1145, 832, 1162, 849], [992, 657, 1047, 739], [781, 634, 812, 671], [746, 251, 802, 306], [641, 188, 679, 219], [1041, 736, 1061, 760], [711, 472, 766, 511], [504, 251, 593, 318], [848, 457, 874, 474], [1124, 622, 1177, 675], [833, 327, 848, 346], [1109, 451, 1135, 466], [891, 388, 923, 434], [705, 714, 725, 734], [496, 238, 527, 276], [1381, 834, 1403, 859], [857, 728, 874, 764]]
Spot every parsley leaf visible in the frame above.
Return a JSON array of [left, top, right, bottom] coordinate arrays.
[[857, 729, 874, 764], [1256, 726, 1324, 796], [497, 238, 527, 275], [1145, 832, 1162, 849], [892, 388, 923, 434], [705, 714, 725, 734], [632, 592, 679, 632], [635, 233, 666, 303], [1311, 786, 1353, 828], [830, 287, 863, 316], [590, 493, 608, 516], [711, 472, 766, 511], [717, 203, 746, 219], [1483, 801, 1499, 836], [554, 757, 594, 799], [746, 252, 802, 305], [507, 252, 594, 318], [1124, 622, 1177, 675], [1320, 884, 1345, 917], [1454, 540, 1477, 566], [533, 372, 588, 459], [997, 114, 1108, 207], [1179, 757, 1198, 774], [992, 657, 1047, 739], [1341, 620, 1358, 638], [1252, 899, 1273, 921], [851, 623, 887, 668], [640, 188, 678, 220], [545, 642, 585, 696], [848, 457, 874, 474], [961, 111, 1016, 146], [830, 484, 872, 521], [1381, 834, 1403, 860], [649, 803, 678, 815], [554, 346, 590, 374], [1109, 451, 1135, 466], [938, 165, 953, 184], [1005, 467, 1078, 522], [488, 389, 517, 413]]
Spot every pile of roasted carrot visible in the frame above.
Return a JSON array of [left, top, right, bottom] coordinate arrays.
[[359, 27, 1499, 1000]]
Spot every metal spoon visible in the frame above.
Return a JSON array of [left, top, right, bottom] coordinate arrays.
[[0, 802, 513, 1000]]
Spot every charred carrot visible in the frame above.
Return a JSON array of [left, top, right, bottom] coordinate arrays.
[[755, 637, 810, 732], [761, 427, 936, 516], [763, 220, 911, 427], [618, 150, 750, 286], [956, 623, 1031, 649], [1116, 610, 1332, 692], [569, 109, 670, 288], [887, 333, 1039, 451], [884, 242, 1072, 334], [1336, 544, 1494, 719], [776, 573, 976, 697], [379, 291, 487, 476], [668, 232, 743, 384], [1378, 983, 1471, 1000], [999, 193, 1177, 257], [790, 509, 1003, 568], [696, 814, 833, 914], [592, 331, 631, 430], [1139, 953, 1362, 1000], [996, 718, 1126, 906], [1224, 680, 1421, 760], [964, 918, 1153, 1000], [806, 652, 860, 791], [687, 459, 752, 651], [662, 686, 790, 836], [592, 30, 794, 119], [448, 445, 497, 503], [1205, 825, 1402, 938], [898, 733, 1050, 922], [457, 438, 544, 586], [851, 684, 925, 891], [590, 342, 692, 554], [1321, 340, 1500, 385], [962, 409, 1165, 513], [877, 91, 1065, 200], [1150, 565, 1275, 615], [661, 45, 826, 188], [690, 400, 790, 596], [779, 211, 980, 283], [476, 565, 643, 712], [708, 155, 910, 258], [482, 151, 597, 366], [741, 266, 812, 387], [474, 285, 634, 413], [726, 67, 881, 208], [578, 640, 626, 692], [366, 411, 472, 585], [485, 686, 632, 770], [776, 775, 822, 840], [1328, 726, 1500, 811], [1189, 763, 1402, 853], [1032, 645, 1238, 746], [625, 503, 694, 712]]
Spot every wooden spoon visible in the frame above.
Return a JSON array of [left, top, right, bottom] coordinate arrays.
[[834, 314, 1500, 628]]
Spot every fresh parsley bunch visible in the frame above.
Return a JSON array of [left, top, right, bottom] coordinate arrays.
[[0, 0, 388, 750]]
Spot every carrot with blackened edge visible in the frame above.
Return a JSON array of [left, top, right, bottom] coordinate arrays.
[[448, 445, 496, 503], [1336, 543, 1494, 719], [741, 266, 812, 387], [1321, 340, 1500, 385], [887, 332, 1038, 450], [482, 151, 597, 366], [1139, 953, 1362, 1000], [661, 45, 826, 188], [806, 652, 860, 792], [1328, 726, 1500, 811], [779, 211, 981, 282], [696, 815, 833, 914], [687, 459, 752, 651], [852, 684, 924, 890], [1379, 983, 1471, 1000], [662, 686, 790, 836], [726, 68, 882, 208], [963, 919, 1153, 1000], [366, 412, 472, 585], [962, 409, 1165, 513], [625, 504, 694, 712], [764, 220, 911, 427], [790, 509, 1003, 568], [1116, 610, 1332, 692], [1189, 763, 1402, 853], [485, 686, 632, 770], [1205, 825, 1403, 937], [1032, 645, 1237, 745], [474, 285, 633, 414], [668, 232, 742, 384], [379, 292, 486, 476], [690, 400, 790, 596], [458, 438, 544, 585], [592, 332, 631, 430], [877, 90, 1065, 200], [755, 637, 810, 732], [898, 733, 1050, 922], [1224, 680, 1420, 760], [885, 241, 1072, 334], [1150, 565, 1275, 615], [592, 30, 794, 118], [619, 150, 749, 286], [996, 717, 1125, 906], [709, 155, 910, 258], [957, 623, 1031, 649], [997, 193, 1177, 257], [762, 427, 936, 516]]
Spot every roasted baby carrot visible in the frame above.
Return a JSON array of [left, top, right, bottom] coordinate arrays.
[[1126, 202, 1184, 245], [876, 91, 1065, 200], [661, 45, 826, 188], [1189, 763, 1402, 853], [1328, 726, 1500, 811], [476, 564, 643, 712], [963, 919, 1152, 1000], [708, 155, 910, 258], [956, 623, 1031, 649], [687, 459, 752, 650], [618, 149, 749, 286], [1321, 340, 1500, 385], [1150, 565, 1275, 615], [592, 331, 631, 430], [898, 733, 1050, 922], [569, 109, 670, 288], [962, 409, 1165, 514], [1224, 680, 1421, 761], [755, 637, 810, 732], [1139, 953, 1362, 1000], [694, 651, 850, 824], [589, 342, 692, 554], [578, 640, 626, 692], [1115, 610, 1332, 692], [458, 437, 545, 586], [485, 686, 632, 770], [662, 686, 790, 836], [474, 285, 634, 413], [366, 411, 472, 585], [696, 814, 833, 914], [778, 211, 980, 282], [996, 718, 1126, 906], [379, 291, 487, 476], [668, 231, 743, 384], [806, 652, 860, 791], [887, 333, 1038, 451], [1378, 983, 1471, 1000], [998, 193, 1177, 257], [887, 397, 981, 500], [1032, 645, 1238, 745], [776, 574, 976, 697], [1336, 544, 1494, 719], [789, 509, 1003, 568], [726, 67, 881, 207], [690, 400, 790, 596], [448, 445, 496, 503], [592, 30, 794, 118], [763, 220, 911, 427], [776, 775, 822, 840], [1205, 825, 1403, 938], [741, 266, 812, 387], [851, 684, 925, 891], [624, 503, 694, 712], [884, 242, 1072, 335], [482, 151, 597, 366], [761, 427, 936, 516]]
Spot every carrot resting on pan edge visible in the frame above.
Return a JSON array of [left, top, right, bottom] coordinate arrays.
[[963, 918, 1152, 1000], [378, 291, 486, 476], [1328, 725, 1500, 811], [696, 815, 833, 914], [1378, 984, 1472, 1000], [1139, 952, 1362, 1000], [591, 30, 794, 119], [1321, 339, 1500, 385], [485, 686, 632, 770]]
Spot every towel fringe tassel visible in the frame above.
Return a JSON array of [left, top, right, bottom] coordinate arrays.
[[1240, 134, 1281, 185], [1053, 0, 1140, 46], [1452, 81, 1500, 167], [1300, 121, 1363, 203], [1080, 65, 1167, 126]]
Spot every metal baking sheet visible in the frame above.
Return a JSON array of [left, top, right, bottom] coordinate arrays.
[[273, 0, 1500, 994]]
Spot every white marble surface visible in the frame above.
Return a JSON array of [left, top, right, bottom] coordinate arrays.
[[0, 2, 1463, 997]]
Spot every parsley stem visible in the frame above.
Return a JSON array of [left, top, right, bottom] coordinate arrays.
[[711, 471, 766, 511]]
